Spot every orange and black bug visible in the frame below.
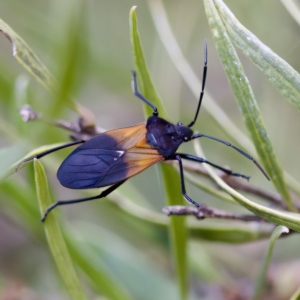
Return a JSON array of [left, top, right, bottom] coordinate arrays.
[[19, 42, 269, 222]]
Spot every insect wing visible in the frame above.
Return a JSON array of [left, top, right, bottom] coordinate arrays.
[[57, 123, 164, 189]]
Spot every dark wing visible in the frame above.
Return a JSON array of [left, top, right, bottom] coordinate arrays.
[[57, 123, 164, 189]]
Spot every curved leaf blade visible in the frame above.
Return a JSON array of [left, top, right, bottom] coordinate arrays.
[[2, 177, 132, 300], [0, 17, 95, 123], [213, 0, 300, 112], [129, 6, 166, 119], [253, 226, 289, 299], [130, 7, 187, 299], [204, 0, 295, 212], [34, 159, 88, 300], [0, 19, 56, 93]]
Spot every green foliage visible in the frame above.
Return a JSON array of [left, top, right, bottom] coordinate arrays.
[[204, 0, 295, 211], [253, 225, 289, 299], [34, 159, 89, 300], [130, 7, 188, 299], [202, 0, 300, 227], [0, 0, 300, 299], [0, 19, 56, 93]]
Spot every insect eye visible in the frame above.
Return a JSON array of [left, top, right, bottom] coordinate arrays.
[[177, 122, 183, 126], [183, 136, 189, 141]]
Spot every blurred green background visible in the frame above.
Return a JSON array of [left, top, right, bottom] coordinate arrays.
[[0, 0, 300, 299]]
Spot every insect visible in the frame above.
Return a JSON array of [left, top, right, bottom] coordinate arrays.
[[19, 41, 269, 222]]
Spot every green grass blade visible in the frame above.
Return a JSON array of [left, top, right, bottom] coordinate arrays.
[[0, 16, 94, 121], [161, 164, 188, 300], [34, 159, 88, 300], [204, 0, 295, 212], [213, 0, 300, 112], [253, 226, 289, 300], [1, 179, 132, 300], [130, 7, 188, 299], [129, 6, 166, 119], [1, 142, 74, 182], [0, 18, 56, 93]]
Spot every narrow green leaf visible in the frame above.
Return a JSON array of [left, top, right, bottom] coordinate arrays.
[[161, 164, 188, 300], [194, 140, 300, 232], [253, 226, 289, 300], [204, 0, 296, 212], [1, 179, 132, 300], [34, 159, 88, 300], [129, 6, 166, 118], [213, 0, 300, 112], [130, 7, 187, 299], [1, 142, 71, 183], [0, 143, 27, 182], [0, 17, 94, 124], [0, 19, 56, 93]]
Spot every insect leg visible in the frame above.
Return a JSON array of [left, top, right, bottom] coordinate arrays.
[[41, 180, 127, 222], [177, 153, 250, 180], [131, 71, 158, 116], [174, 154, 201, 208], [16, 140, 85, 171], [191, 134, 269, 180]]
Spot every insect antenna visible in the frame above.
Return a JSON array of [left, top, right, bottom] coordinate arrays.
[[192, 133, 270, 180], [187, 40, 208, 128]]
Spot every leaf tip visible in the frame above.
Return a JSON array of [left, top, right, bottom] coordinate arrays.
[[33, 157, 40, 169], [130, 5, 137, 16], [129, 6, 137, 28]]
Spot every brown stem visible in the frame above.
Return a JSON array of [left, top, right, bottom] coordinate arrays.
[[163, 205, 265, 222]]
